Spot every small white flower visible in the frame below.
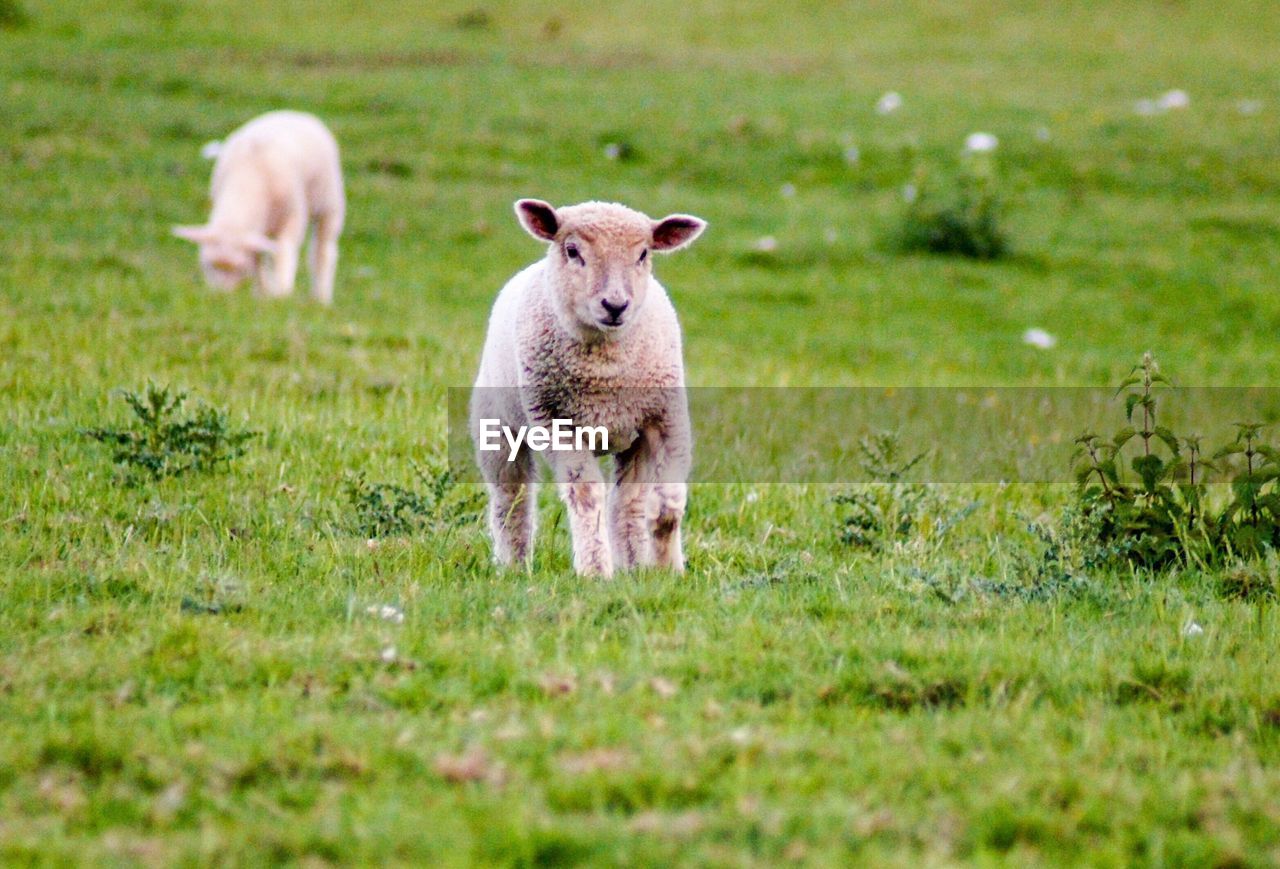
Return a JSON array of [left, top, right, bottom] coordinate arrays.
[[843, 145, 861, 165], [199, 140, 222, 160], [1182, 619, 1204, 637], [746, 490, 759, 503], [1134, 98, 1161, 116], [1022, 328, 1057, 349], [902, 183, 918, 204], [365, 538, 379, 551], [380, 645, 397, 663], [1034, 126, 1051, 142], [729, 726, 752, 745], [602, 142, 622, 160], [963, 132, 998, 153], [1237, 99, 1263, 116], [753, 236, 778, 252], [780, 183, 796, 198], [1158, 89, 1190, 110], [366, 604, 405, 624], [875, 91, 902, 114]]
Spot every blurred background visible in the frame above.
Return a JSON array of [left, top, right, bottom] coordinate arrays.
[[4, 0, 1279, 401]]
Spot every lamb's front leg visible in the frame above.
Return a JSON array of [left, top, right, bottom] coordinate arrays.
[[480, 444, 536, 568], [610, 442, 654, 570], [258, 202, 307, 298], [271, 230, 303, 298], [550, 451, 612, 577]]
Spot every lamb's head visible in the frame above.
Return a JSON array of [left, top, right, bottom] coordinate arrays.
[[172, 225, 278, 291], [515, 199, 706, 337]]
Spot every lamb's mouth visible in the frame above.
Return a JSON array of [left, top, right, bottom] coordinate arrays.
[[597, 316, 626, 330]]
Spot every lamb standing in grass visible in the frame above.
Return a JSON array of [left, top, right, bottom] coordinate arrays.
[[173, 111, 345, 304], [471, 199, 706, 577]]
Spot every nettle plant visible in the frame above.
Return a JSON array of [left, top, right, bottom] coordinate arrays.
[[83, 383, 257, 483], [1072, 353, 1280, 570]]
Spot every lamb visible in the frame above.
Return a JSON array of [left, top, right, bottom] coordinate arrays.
[[173, 110, 345, 304], [470, 198, 706, 577]]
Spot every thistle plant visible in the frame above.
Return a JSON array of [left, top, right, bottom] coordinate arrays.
[[83, 383, 257, 483], [343, 461, 482, 538], [835, 431, 977, 554]]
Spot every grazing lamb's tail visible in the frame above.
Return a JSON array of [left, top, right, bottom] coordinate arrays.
[[199, 140, 223, 160]]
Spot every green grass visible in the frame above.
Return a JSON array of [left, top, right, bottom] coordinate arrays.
[[3, 0, 1280, 864]]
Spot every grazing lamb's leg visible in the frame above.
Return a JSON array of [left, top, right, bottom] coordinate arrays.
[[308, 210, 342, 306], [271, 225, 304, 298], [549, 451, 612, 577], [480, 442, 536, 568], [257, 196, 307, 298], [255, 253, 279, 297], [610, 440, 655, 570], [649, 401, 693, 572]]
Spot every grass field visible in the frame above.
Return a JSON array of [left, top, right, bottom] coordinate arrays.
[[3, 1, 1280, 864]]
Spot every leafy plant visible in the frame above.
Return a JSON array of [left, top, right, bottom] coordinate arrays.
[[83, 383, 257, 483], [834, 431, 978, 553], [1071, 353, 1280, 569], [343, 461, 481, 538], [893, 154, 1007, 259], [0, 0, 28, 29]]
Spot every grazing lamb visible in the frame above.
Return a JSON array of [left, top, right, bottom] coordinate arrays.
[[173, 110, 345, 304], [471, 198, 706, 577]]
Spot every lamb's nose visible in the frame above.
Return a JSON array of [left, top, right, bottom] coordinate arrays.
[[601, 298, 629, 319]]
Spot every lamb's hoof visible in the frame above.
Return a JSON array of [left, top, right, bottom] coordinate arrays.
[[574, 558, 614, 579]]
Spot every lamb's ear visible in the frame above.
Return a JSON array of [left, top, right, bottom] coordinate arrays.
[[651, 214, 707, 252], [514, 199, 559, 242], [241, 233, 280, 256], [172, 224, 217, 244]]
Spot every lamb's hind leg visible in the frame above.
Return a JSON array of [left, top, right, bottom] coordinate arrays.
[[481, 445, 536, 568], [308, 209, 342, 305], [648, 404, 693, 572], [652, 482, 686, 571]]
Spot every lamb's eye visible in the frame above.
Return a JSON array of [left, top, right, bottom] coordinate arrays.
[[637, 249, 648, 264], [565, 243, 583, 263]]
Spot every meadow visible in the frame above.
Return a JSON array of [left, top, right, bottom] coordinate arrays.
[[2, 0, 1280, 864]]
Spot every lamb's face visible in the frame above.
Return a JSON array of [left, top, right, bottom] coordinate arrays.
[[198, 239, 256, 291], [515, 199, 706, 338], [553, 210, 654, 334], [172, 225, 278, 292]]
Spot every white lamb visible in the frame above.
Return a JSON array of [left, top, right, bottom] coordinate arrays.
[[471, 198, 706, 577], [173, 110, 345, 304]]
